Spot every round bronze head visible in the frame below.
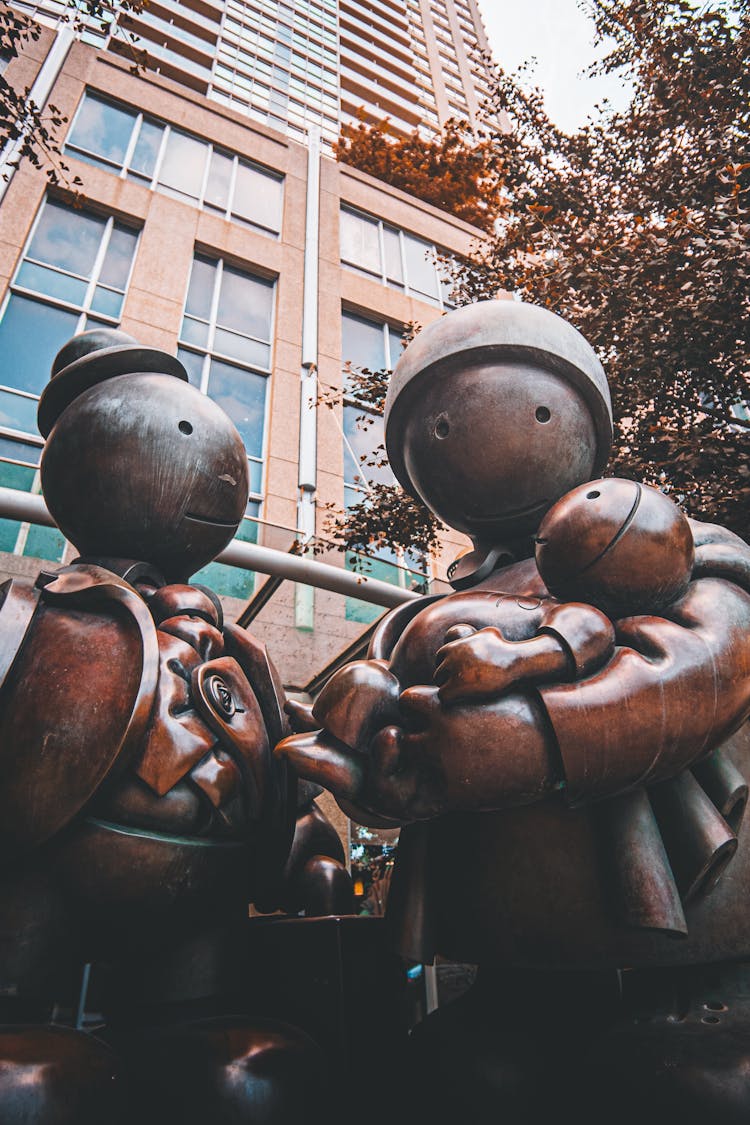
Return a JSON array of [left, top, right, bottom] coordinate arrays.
[[536, 477, 694, 616], [41, 372, 249, 581], [385, 301, 613, 544]]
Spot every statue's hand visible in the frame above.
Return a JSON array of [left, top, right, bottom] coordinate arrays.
[[434, 624, 522, 704], [274, 661, 443, 823], [275, 662, 559, 823]]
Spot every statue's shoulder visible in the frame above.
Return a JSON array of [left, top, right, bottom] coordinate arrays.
[[0, 563, 159, 855], [689, 517, 750, 593]]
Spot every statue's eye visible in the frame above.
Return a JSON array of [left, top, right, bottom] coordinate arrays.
[[535, 406, 551, 423], [434, 415, 450, 439], [206, 674, 235, 718]]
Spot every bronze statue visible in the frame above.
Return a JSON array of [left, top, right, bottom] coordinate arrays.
[[0, 328, 353, 1123], [278, 300, 750, 1124]]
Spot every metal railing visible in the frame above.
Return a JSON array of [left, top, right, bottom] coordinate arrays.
[[0, 485, 420, 608]]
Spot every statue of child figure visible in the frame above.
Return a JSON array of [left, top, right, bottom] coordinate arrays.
[[434, 475, 694, 706]]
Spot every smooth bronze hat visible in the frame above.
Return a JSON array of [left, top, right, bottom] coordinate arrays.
[[384, 300, 613, 501], [38, 327, 188, 438]]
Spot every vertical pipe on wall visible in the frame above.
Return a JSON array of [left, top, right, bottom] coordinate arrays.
[[0, 28, 75, 204], [295, 126, 322, 629]]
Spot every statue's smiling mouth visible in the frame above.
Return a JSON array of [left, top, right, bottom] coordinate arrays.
[[470, 499, 549, 523], [184, 511, 239, 528]]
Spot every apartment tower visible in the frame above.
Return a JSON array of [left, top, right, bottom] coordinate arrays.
[[0, 0, 493, 702]]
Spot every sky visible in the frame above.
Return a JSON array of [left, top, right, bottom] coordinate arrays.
[[475, 0, 633, 133]]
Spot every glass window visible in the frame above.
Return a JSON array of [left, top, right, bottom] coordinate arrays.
[[191, 499, 259, 600], [178, 253, 274, 502], [64, 90, 283, 237], [340, 206, 450, 308], [178, 253, 275, 600], [0, 298, 80, 402], [185, 254, 216, 321], [0, 197, 139, 433], [342, 311, 389, 386], [403, 233, 440, 301], [129, 119, 164, 180], [340, 208, 380, 276], [0, 198, 138, 563], [205, 150, 233, 212], [382, 226, 404, 285], [208, 358, 267, 458], [26, 198, 105, 280], [219, 266, 273, 337], [232, 161, 283, 233], [340, 310, 420, 619], [65, 92, 136, 169], [159, 129, 208, 201]]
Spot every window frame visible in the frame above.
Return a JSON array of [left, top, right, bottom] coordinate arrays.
[[177, 253, 276, 512], [0, 197, 141, 447], [0, 197, 140, 564], [64, 89, 285, 238], [340, 205, 457, 310]]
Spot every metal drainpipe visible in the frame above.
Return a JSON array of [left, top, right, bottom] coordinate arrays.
[[295, 125, 322, 629], [0, 27, 76, 204]]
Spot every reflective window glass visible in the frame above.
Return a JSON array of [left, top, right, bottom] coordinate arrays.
[[130, 118, 163, 179], [388, 326, 405, 367], [177, 346, 205, 387], [181, 317, 210, 349], [27, 199, 105, 279], [99, 226, 139, 289], [90, 286, 123, 318], [214, 328, 270, 369], [342, 311, 387, 375], [340, 209, 380, 275], [343, 404, 392, 488], [158, 129, 207, 200], [15, 262, 88, 306], [205, 150, 233, 211], [178, 254, 276, 531], [0, 199, 139, 442], [232, 162, 282, 233], [67, 93, 135, 165], [403, 234, 440, 300], [217, 266, 274, 347], [0, 387, 42, 435], [382, 226, 403, 284], [340, 206, 449, 308], [185, 256, 216, 320], [207, 358, 267, 459], [0, 296, 80, 399]]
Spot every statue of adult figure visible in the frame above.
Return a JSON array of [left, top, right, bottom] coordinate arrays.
[[0, 328, 353, 1125], [278, 300, 750, 1125]]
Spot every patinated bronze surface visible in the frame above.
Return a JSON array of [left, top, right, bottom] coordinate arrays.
[[277, 299, 750, 1122], [0, 328, 354, 1122]]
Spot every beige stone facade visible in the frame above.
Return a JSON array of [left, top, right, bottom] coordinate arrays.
[[0, 31, 477, 690]]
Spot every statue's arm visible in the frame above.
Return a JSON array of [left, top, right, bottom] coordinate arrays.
[[277, 536, 750, 824], [434, 602, 616, 704]]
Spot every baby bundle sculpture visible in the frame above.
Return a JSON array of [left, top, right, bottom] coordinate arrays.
[[0, 329, 352, 1123], [279, 300, 750, 1124]]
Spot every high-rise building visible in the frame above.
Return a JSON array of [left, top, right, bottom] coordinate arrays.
[[14, 0, 494, 143], [0, 1, 493, 710]]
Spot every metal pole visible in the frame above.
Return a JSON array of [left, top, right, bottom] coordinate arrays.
[[0, 486, 420, 608]]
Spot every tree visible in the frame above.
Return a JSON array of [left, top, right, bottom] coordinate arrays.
[[1, 0, 146, 188], [333, 111, 507, 234], [331, 0, 749, 562], [455, 0, 749, 535]]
